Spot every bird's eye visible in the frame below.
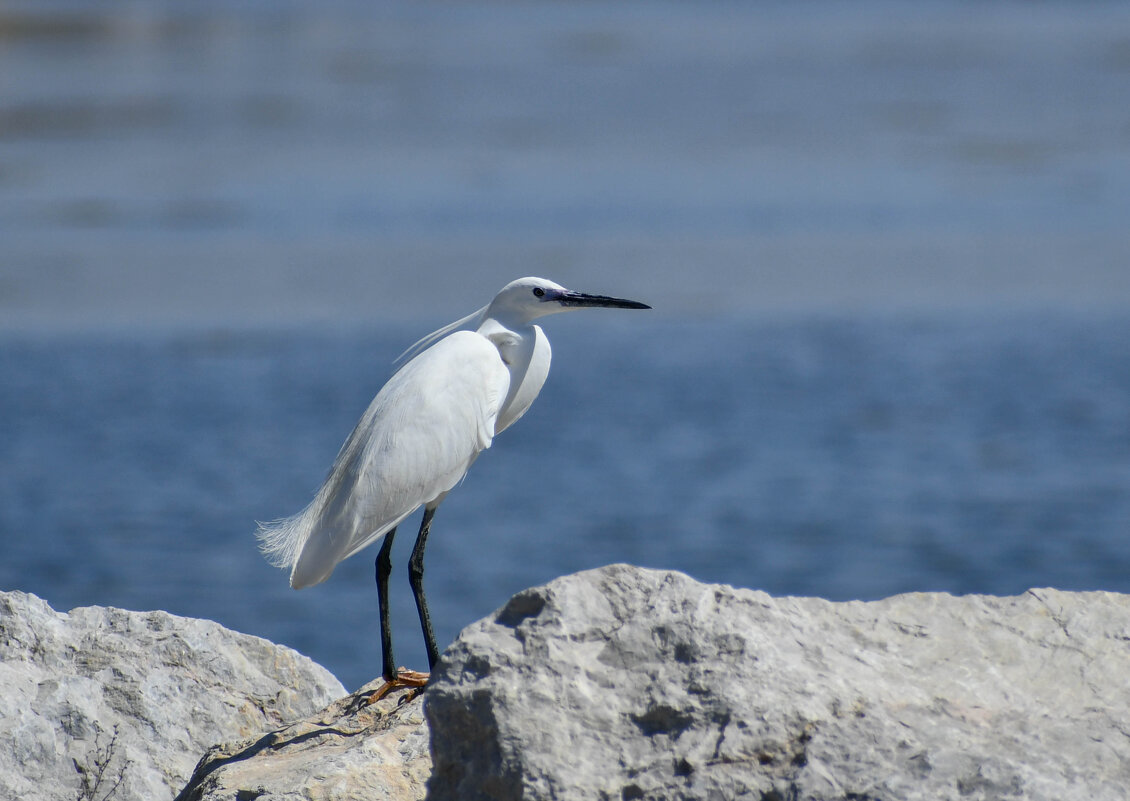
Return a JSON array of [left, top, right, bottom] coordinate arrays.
[[532, 287, 546, 298]]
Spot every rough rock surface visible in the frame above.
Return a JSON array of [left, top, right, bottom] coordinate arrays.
[[426, 564, 1130, 801], [176, 678, 430, 801], [0, 591, 345, 801]]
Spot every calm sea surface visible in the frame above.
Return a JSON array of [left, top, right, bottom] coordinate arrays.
[[3, 316, 1129, 690], [2, 1, 1130, 690]]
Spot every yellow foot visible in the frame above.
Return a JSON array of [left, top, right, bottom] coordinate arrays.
[[364, 668, 430, 706]]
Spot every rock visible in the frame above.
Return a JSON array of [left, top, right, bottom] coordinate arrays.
[[11, 570, 1129, 801], [175, 679, 430, 801], [0, 591, 345, 801], [426, 564, 1130, 801]]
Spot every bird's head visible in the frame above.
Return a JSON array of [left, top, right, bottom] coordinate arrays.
[[487, 277, 651, 325]]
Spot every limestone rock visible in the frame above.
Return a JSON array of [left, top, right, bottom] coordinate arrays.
[[426, 564, 1130, 801], [0, 591, 345, 801], [176, 679, 430, 801]]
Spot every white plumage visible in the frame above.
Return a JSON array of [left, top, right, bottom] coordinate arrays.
[[259, 330, 509, 588], [256, 276, 649, 683]]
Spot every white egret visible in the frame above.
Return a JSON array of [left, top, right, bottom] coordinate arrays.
[[257, 277, 650, 691]]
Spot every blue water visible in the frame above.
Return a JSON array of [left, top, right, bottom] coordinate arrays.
[[3, 0, 1130, 691], [3, 315, 1129, 691], [3, 1, 1130, 329]]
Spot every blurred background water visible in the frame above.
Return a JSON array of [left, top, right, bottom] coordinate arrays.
[[2, 1, 1129, 691]]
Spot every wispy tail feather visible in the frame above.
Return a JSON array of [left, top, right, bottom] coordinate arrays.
[[256, 507, 313, 575], [394, 304, 488, 366], [257, 495, 389, 590]]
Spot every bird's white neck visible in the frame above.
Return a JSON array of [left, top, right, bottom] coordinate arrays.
[[476, 316, 552, 433], [477, 317, 531, 364]]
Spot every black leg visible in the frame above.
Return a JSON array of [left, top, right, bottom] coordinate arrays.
[[375, 527, 398, 681], [408, 507, 440, 670]]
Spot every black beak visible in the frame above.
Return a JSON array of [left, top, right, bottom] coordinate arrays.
[[554, 290, 651, 310]]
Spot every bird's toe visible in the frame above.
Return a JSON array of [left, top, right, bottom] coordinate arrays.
[[362, 668, 430, 706]]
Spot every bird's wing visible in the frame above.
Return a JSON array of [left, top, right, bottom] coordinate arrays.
[[284, 331, 509, 588]]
